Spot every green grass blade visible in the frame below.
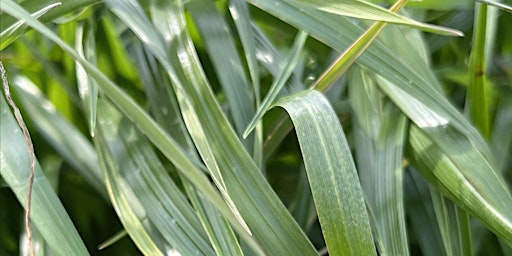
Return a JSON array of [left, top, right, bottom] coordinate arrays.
[[404, 171, 446, 256], [229, 0, 261, 102], [244, 30, 308, 138], [430, 190, 472, 255], [403, 0, 473, 10], [96, 101, 217, 255], [108, 0, 317, 254], [187, 0, 255, 147], [100, 15, 139, 81], [228, 0, 264, 166], [11, 76, 106, 198], [289, 168, 316, 231], [131, 43, 244, 255], [467, 2, 491, 139], [94, 104, 165, 256], [1, 1, 262, 253], [0, 0, 100, 49], [290, 0, 462, 36], [1, 91, 89, 256], [477, 0, 512, 13], [256, 0, 409, 157], [349, 65, 409, 255], [274, 89, 375, 255], [252, 24, 304, 94], [311, 0, 406, 93], [407, 124, 512, 246], [18, 155, 63, 255], [0, 2, 61, 50], [75, 19, 98, 136], [491, 98, 512, 173]]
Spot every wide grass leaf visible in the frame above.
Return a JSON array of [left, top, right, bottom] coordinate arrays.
[[274, 89, 375, 256]]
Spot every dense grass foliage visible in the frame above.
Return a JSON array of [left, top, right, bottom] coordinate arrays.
[[1, 0, 511, 255]]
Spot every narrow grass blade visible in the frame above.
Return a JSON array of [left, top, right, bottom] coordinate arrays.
[[467, 2, 492, 139], [430, 190, 472, 255], [311, 0, 407, 93], [187, 0, 255, 147], [108, 0, 317, 254], [477, 0, 512, 13], [290, 0, 462, 36], [0, 0, 100, 49], [97, 101, 217, 255], [349, 66, 409, 255], [274, 89, 375, 255], [75, 19, 98, 136], [229, 0, 264, 166], [11, 76, 106, 198], [100, 15, 139, 80], [404, 170, 446, 256], [491, 98, 512, 173], [244, 30, 308, 138], [229, 0, 261, 102], [133, 44, 245, 255], [94, 105, 164, 256], [0, 2, 61, 50], [289, 167, 316, 231], [1, 92, 89, 256], [404, 0, 473, 10], [253, 24, 304, 94]]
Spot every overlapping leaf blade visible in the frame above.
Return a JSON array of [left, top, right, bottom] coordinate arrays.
[[11, 76, 106, 198], [406, 124, 512, 246], [244, 30, 308, 138], [244, 0, 512, 244], [404, 170, 446, 256], [96, 100, 217, 255], [94, 106, 165, 256], [107, 0, 317, 254], [187, 0, 255, 149], [429, 189, 472, 255], [293, 0, 462, 36], [1, 1, 261, 254], [0, 0, 100, 50], [0, 2, 61, 50], [132, 41, 244, 256]]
